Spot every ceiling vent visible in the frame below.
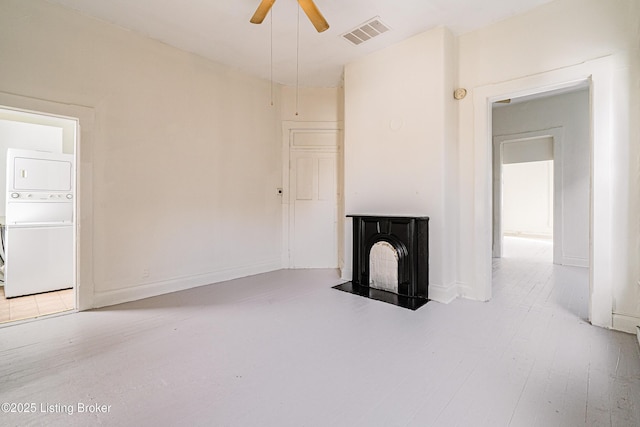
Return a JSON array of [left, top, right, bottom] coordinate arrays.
[[342, 17, 390, 46]]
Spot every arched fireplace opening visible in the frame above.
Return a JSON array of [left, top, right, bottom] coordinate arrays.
[[369, 241, 399, 293]]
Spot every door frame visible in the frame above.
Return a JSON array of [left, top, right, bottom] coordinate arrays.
[[0, 91, 95, 312], [281, 121, 343, 269], [471, 56, 613, 328], [492, 127, 563, 264]]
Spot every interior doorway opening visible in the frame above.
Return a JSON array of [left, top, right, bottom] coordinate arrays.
[[0, 107, 78, 325], [503, 159, 554, 241], [489, 86, 592, 326], [491, 87, 590, 268], [494, 132, 557, 262], [501, 159, 554, 261], [473, 57, 614, 328]]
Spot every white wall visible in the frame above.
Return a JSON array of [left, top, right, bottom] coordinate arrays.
[[343, 27, 458, 302], [502, 161, 553, 238], [494, 90, 590, 266], [280, 86, 343, 123], [457, 0, 640, 331], [0, 119, 66, 217], [0, 110, 75, 154], [0, 0, 283, 307]]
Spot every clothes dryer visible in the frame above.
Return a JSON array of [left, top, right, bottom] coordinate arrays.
[[4, 148, 74, 298]]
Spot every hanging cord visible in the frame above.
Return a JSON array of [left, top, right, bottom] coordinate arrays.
[[295, 3, 300, 116], [270, 9, 274, 106]]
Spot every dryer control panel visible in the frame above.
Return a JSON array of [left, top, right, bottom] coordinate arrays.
[[9, 192, 73, 201]]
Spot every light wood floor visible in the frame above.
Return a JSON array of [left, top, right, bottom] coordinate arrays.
[[0, 237, 638, 426]]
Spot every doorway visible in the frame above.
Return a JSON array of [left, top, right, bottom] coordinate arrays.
[[493, 134, 557, 259], [472, 57, 614, 328], [492, 88, 589, 268], [498, 154, 556, 269], [0, 107, 78, 324]]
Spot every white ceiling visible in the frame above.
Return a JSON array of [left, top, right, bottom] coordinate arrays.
[[46, 0, 555, 87]]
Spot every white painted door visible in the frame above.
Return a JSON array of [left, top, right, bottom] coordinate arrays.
[[289, 150, 338, 268]]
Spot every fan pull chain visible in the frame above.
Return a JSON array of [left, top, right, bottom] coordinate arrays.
[[295, 3, 300, 116], [270, 10, 274, 106]]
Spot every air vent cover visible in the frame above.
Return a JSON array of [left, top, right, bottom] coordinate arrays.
[[342, 17, 390, 46]]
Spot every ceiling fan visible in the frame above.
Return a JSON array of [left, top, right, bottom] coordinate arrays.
[[250, 0, 330, 33]]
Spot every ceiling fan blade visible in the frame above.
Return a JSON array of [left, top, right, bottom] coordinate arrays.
[[297, 0, 330, 32], [250, 0, 276, 24]]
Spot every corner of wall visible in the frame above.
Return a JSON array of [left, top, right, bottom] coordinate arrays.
[[429, 282, 458, 304], [612, 313, 640, 335]]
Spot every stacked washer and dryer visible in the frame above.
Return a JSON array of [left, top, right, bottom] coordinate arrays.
[[2, 148, 74, 298]]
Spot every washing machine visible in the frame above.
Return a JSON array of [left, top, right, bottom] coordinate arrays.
[[3, 148, 74, 298]]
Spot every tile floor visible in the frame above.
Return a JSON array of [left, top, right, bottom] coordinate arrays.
[[0, 286, 74, 323]]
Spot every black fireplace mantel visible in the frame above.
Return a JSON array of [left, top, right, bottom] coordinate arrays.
[[333, 215, 430, 310]]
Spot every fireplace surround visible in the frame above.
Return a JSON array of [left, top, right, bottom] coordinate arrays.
[[334, 215, 429, 310]]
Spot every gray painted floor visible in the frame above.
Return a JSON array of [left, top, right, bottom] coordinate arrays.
[[1, 237, 639, 426]]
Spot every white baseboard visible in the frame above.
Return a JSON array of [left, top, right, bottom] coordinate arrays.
[[340, 268, 352, 282], [562, 256, 589, 268], [429, 282, 458, 304], [455, 282, 489, 301], [612, 313, 640, 334], [93, 259, 282, 308]]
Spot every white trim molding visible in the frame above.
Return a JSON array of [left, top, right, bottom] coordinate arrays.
[[471, 56, 615, 329], [612, 313, 640, 335], [493, 127, 564, 263], [93, 259, 282, 308], [429, 282, 458, 304], [0, 91, 95, 311]]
